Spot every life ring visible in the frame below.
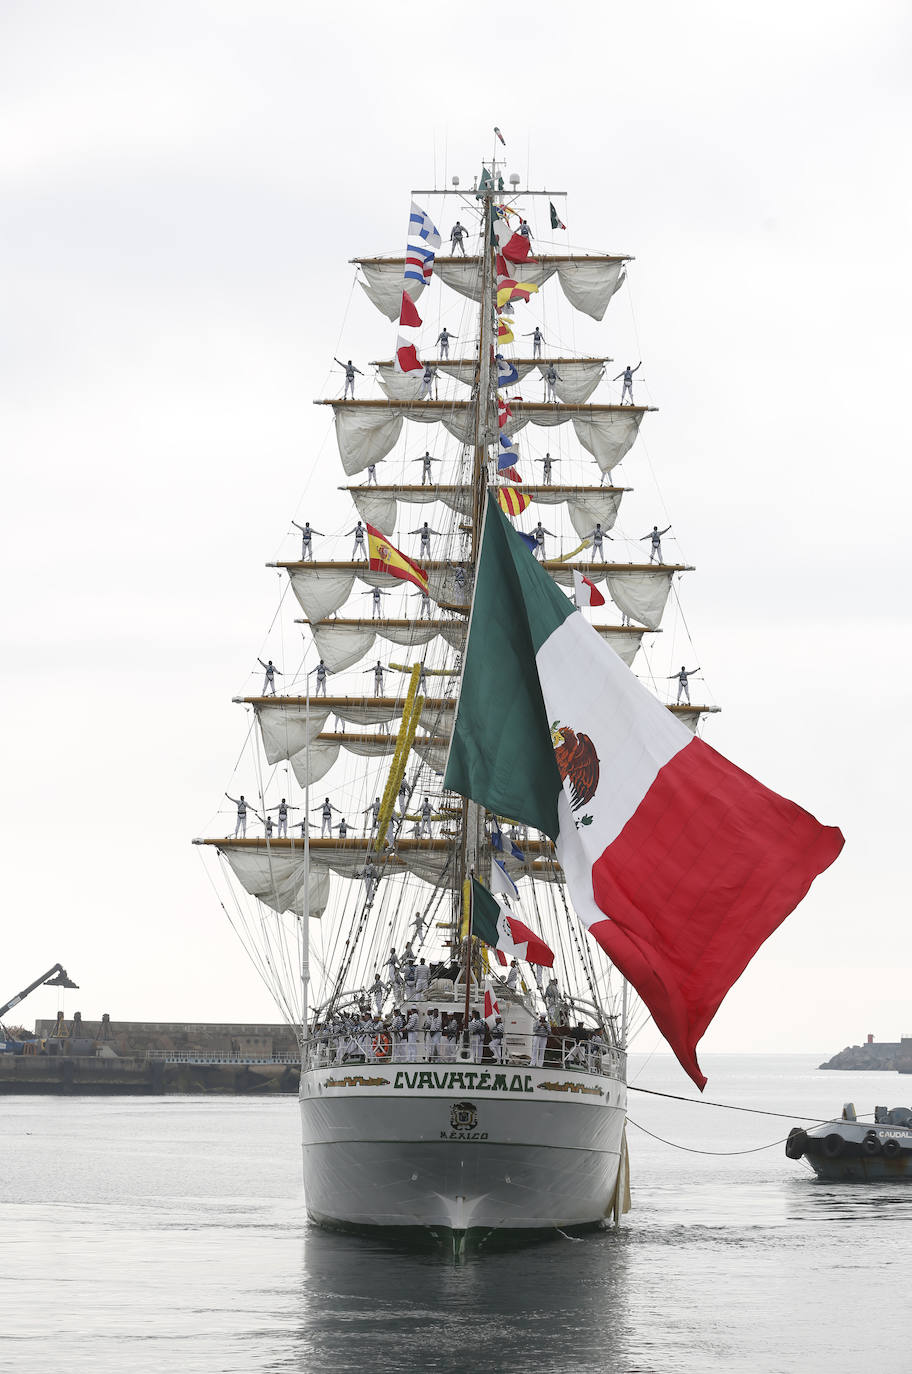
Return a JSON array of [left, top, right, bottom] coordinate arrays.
[[862, 1132, 881, 1156], [371, 1032, 392, 1061], [785, 1127, 807, 1160], [822, 1132, 845, 1159], [882, 1138, 901, 1159]]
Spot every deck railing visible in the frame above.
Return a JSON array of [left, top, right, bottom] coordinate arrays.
[[300, 1032, 623, 1080]]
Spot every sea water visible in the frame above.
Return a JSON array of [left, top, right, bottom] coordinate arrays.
[[1, 1054, 910, 1373]]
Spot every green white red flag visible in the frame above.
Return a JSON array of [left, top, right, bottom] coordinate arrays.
[[471, 878, 554, 968], [445, 494, 844, 1088]]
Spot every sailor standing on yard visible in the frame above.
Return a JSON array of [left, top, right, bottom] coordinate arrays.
[[543, 364, 562, 403], [365, 463, 378, 486], [258, 658, 281, 695], [314, 659, 330, 696], [409, 521, 441, 558], [435, 327, 455, 358], [347, 520, 367, 561], [332, 816, 348, 839], [531, 1014, 549, 1067], [668, 666, 700, 704], [614, 361, 642, 405], [411, 588, 432, 619], [226, 793, 249, 838], [334, 357, 363, 399], [291, 521, 323, 561], [640, 524, 672, 563], [469, 1009, 485, 1063], [524, 326, 546, 358], [530, 521, 555, 560], [364, 660, 386, 696], [536, 452, 557, 485], [449, 221, 468, 255], [266, 798, 297, 838], [418, 797, 434, 838], [313, 797, 341, 837], [362, 586, 389, 620], [362, 795, 381, 834], [587, 523, 613, 563], [418, 363, 436, 400], [412, 451, 439, 486]]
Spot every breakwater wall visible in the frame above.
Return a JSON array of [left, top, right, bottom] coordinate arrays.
[[819, 1036, 912, 1072]]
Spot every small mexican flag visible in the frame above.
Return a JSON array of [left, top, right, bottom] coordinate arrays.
[[471, 878, 554, 967], [549, 201, 566, 230], [444, 494, 844, 1089], [483, 980, 500, 1027]]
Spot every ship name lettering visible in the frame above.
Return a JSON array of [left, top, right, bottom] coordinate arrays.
[[392, 1070, 534, 1093], [492, 1073, 508, 1091], [440, 1131, 489, 1141], [478, 1071, 491, 1089], [418, 1072, 433, 1089]]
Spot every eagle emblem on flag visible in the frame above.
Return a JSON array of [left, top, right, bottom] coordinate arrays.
[[551, 722, 600, 810], [376, 542, 391, 564]]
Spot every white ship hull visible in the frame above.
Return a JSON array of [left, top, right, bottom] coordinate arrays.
[[300, 1059, 627, 1243]]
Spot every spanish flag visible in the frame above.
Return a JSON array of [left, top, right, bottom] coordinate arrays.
[[496, 487, 533, 517], [366, 524, 429, 594]]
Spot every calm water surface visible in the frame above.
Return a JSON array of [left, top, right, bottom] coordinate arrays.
[[2, 1054, 910, 1373]]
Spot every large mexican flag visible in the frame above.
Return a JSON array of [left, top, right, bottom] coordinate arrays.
[[445, 494, 844, 1088]]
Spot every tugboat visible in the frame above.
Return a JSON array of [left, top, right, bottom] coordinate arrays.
[[786, 1103, 912, 1180]]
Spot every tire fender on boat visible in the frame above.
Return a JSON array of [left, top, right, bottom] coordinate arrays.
[[822, 1132, 845, 1159], [882, 1137, 901, 1159], [862, 1132, 881, 1156], [785, 1127, 808, 1160]]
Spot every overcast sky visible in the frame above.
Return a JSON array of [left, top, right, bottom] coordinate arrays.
[[3, 1, 910, 1063]]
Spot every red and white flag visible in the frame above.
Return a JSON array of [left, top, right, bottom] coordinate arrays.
[[483, 980, 501, 1028], [395, 336, 422, 374], [493, 217, 533, 265], [573, 570, 606, 608]]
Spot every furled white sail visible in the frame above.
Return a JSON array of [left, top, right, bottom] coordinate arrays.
[[288, 569, 357, 623], [376, 365, 425, 402], [433, 258, 486, 302], [592, 627, 647, 667], [566, 493, 624, 536], [254, 699, 454, 768], [333, 407, 403, 476], [359, 262, 424, 321], [350, 490, 398, 532], [220, 847, 330, 918], [555, 261, 626, 321], [310, 619, 466, 671], [604, 570, 674, 631], [537, 361, 605, 404]]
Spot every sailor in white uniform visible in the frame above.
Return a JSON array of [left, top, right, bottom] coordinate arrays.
[[518, 218, 532, 240], [334, 357, 363, 399], [363, 586, 388, 620], [332, 816, 348, 839], [266, 798, 297, 838], [390, 1009, 405, 1061], [258, 658, 281, 695], [409, 521, 440, 558], [531, 1014, 549, 1067], [406, 1008, 420, 1061], [543, 364, 562, 403], [469, 1011, 485, 1063], [435, 328, 455, 358], [398, 779, 411, 816], [668, 666, 700, 705], [640, 524, 672, 563], [530, 522, 555, 560], [314, 659, 329, 696], [262, 815, 274, 839], [489, 1017, 505, 1063], [412, 589, 432, 619], [291, 521, 323, 561], [444, 1014, 459, 1061], [414, 958, 430, 997], [418, 797, 434, 838], [313, 797, 340, 837], [360, 859, 378, 905], [365, 463, 378, 486], [536, 453, 557, 485], [587, 523, 613, 563], [371, 974, 384, 1015], [449, 221, 468, 255], [506, 960, 519, 991], [403, 961, 417, 1001], [412, 451, 439, 486], [347, 520, 368, 561], [425, 1008, 442, 1062], [226, 793, 248, 838], [362, 796, 381, 834], [418, 363, 436, 400], [524, 326, 545, 358], [614, 361, 642, 405], [364, 660, 385, 696]]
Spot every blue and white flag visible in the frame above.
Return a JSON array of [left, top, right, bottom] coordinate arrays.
[[404, 241, 436, 285], [491, 857, 520, 902], [496, 354, 519, 388], [491, 820, 525, 863], [497, 431, 521, 472], [409, 201, 442, 251], [514, 531, 538, 555]]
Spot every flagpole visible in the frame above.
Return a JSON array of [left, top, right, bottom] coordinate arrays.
[[462, 876, 473, 1043]]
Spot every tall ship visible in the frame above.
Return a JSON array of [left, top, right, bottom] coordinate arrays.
[[196, 141, 842, 1252]]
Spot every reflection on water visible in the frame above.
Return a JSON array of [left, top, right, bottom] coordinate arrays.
[[2, 1056, 912, 1373]]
